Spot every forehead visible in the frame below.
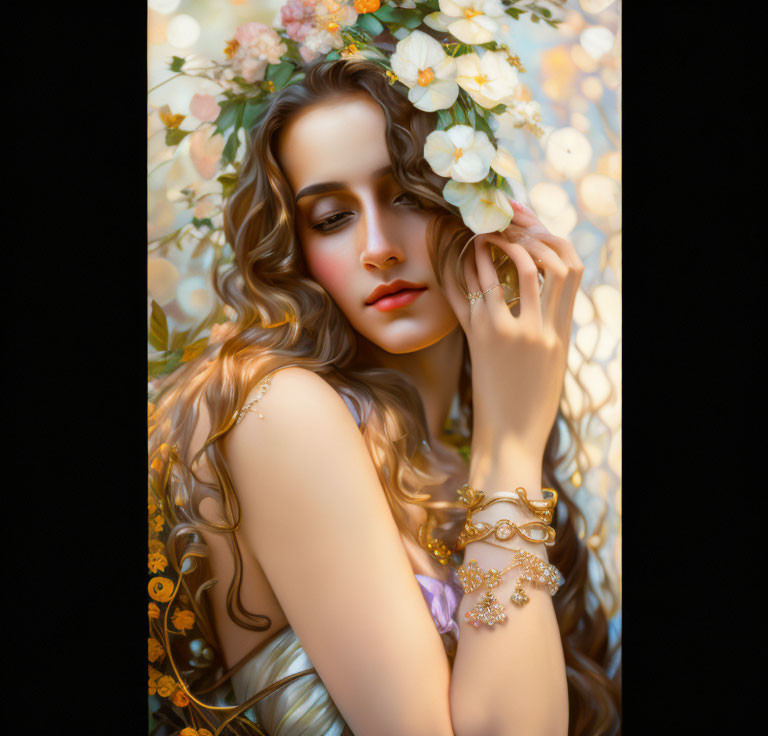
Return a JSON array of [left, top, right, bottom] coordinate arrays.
[[277, 93, 391, 193]]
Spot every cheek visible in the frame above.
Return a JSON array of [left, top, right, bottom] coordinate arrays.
[[304, 245, 356, 300]]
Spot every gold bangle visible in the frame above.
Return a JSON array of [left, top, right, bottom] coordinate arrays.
[[458, 551, 564, 628], [456, 518, 556, 550], [457, 483, 558, 523]]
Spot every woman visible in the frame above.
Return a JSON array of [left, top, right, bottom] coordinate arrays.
[[148, 59, 620, 736]]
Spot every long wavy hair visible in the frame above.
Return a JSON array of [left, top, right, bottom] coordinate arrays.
[[149, 59, 620, 735]]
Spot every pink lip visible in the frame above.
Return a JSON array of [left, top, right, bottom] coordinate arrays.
[[370, 287, 427, 312]]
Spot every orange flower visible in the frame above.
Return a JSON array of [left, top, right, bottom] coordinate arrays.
[[148, 665, 163, 695], [172, 688, 190, 707], [148, 552, 168, 573], [198, 730, 213, 736], [354, 0, 380, 13], [180, 728, 198, 736], [152, 514, 165, 532], [159, 110, 186, 129], [172, 609, 195, 632], [148, 539, 165, 554], [148, 576, 174, 603], [224, 38, 239, 58], [148, 637, 165, 663], [148, 602, 160, 619], [157, 675, 176, 698]]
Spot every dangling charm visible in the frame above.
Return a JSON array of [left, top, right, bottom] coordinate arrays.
[[464, 590, 507, 628]]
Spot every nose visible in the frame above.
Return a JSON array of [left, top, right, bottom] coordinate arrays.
[[359, 196, 405, 272]]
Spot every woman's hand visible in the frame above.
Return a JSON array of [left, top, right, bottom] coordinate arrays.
[[442, 199, 584, 468]]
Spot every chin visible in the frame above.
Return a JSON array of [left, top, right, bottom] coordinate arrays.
[[361, 318, 458, 355]]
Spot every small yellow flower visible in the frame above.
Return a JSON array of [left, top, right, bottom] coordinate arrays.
[[172, 689, 190, 707], [172, 609, 195, 632], [224, 38, 239, 58], [159, 110, 185, 129], [148, 637, 165, 663], [152, 514, 165, 533], [148, 552, 168, 573], [148, 602, 160, 619], [386, 70, 398, 85], [148, 576, 175, 603], [148, 539, 165, 554], [157, 675, 176, 698]]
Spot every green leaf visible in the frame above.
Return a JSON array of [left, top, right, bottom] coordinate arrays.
[[149, 300, 169, 352], [182, 337, 209, 363], [357, 12, 384, 37], [266, 61, 294, 89], [164, 128, 190, 146], [243, 99, 269, 130], [373, 5, 409, 24], [215, 99, 245, 136], [505, 8, 526, 19], [453, 103, 467, 125], [169, 56, 185, 72], [466, 104, 476, 127], [531, 14, 540, 23], [169, 328, 191, 352], [218, 173, 239, 199], [474, 112, 494, 138], [192, 217, 214, 230], [222, 130, 240, 164], [326, 50, 341, 60], [489, 104, 507, 115], [403, 13, 423, 29], [436, 109, 453, 131]]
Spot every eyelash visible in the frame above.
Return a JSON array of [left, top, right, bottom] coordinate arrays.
[[311, 192, 422, 233]]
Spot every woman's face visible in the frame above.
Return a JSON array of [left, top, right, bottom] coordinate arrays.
[[277, 93, 459, 355]]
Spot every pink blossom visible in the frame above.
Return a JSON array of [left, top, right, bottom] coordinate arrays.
[[281, 0, 318, 42], [231, 22, 287, 83], [189, 93, 220, 123], [189, 124, 225, 180]]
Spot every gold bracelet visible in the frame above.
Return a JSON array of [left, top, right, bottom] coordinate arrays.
[[456, 518, 556, 550], [457, 483, 558, 524], [458, 551, 565, 628]]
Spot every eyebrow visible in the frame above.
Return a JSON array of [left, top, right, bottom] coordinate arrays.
[[294, 165, 394, 203]]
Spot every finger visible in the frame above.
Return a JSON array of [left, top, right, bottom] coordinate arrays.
[[508, 200, 582, 269], [473, 236, 509, 320], [482, 234, 542, 329], [502, 226, 568, 330]]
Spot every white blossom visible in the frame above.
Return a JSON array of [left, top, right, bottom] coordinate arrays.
[[443, 180, 514, 234], [455, 50, 519, 109], [429, 0, 507, 45], [424, 125, 496, 183], [390, 30, 459, 112]]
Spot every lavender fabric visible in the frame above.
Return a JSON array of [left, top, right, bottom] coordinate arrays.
[[415, 574, 462, 639]]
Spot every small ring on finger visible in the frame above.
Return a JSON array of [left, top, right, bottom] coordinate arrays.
[[481, 283, 503, 297]]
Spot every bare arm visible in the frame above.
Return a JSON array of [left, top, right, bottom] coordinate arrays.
[[224, 366, 457, 736]]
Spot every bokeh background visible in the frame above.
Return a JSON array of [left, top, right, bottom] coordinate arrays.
[[147, 0, 621, 635]]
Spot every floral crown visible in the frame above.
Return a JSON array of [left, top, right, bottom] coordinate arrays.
[[158, 0, 564, 235]]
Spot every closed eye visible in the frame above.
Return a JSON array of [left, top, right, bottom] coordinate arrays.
[[311, 211, 355, 233], [393, 191, 423, 208]]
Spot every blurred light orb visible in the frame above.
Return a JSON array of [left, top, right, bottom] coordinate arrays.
[[580, 27, 614, 60], [149, 0, 181, 13], [148, 258, 180, 306], [570, 112, 590, 133], [573, 288, 596, 326], [579, 173, 620, 217], [581, 76, 603, 101], [592, 284, 621, 332], [546, 127, 592, 179], [530, 182, 569, 219], [571, 44, 598, 73], [598, 151, 621, 180], [177, 276, 215, 318], [573, 227, 601, 257], [167, 14, 201, 49], [580, 0, 616, 13], [601, 67, 621, 89]]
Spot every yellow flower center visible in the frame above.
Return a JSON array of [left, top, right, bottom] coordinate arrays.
[[327, 21, 340, 33], [417, 67, 435, 86], [474, 74, 489, 86], [465, 8, 482, 20], [454, 147, 464, 161]]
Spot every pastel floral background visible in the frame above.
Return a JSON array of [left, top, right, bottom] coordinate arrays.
[[148, 0, 621, 630]]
